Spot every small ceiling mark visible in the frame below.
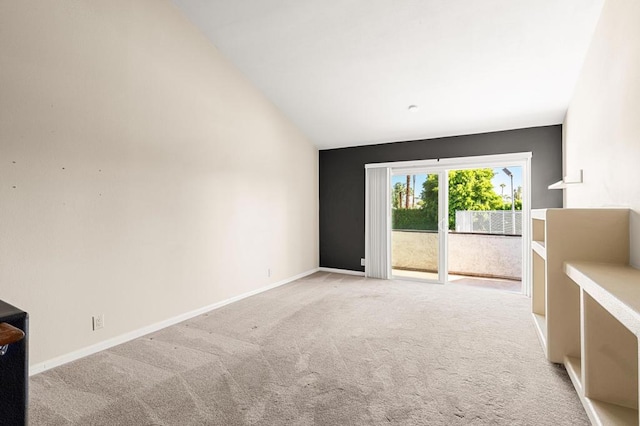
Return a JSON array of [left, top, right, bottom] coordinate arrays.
[[408, 105, 419, 112]]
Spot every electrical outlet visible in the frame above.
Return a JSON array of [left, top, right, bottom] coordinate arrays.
[[92, 314, 104, 331], [268, 268, 271, 277], [361, 258, 365, 266]]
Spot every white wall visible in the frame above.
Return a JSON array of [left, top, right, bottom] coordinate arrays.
[[563, 0, 640, 267], [0, 1, 318, 366]]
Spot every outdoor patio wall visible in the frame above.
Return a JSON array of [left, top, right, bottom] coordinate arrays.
[[392, 232, 522, 280], [563, 0, 640, 268], [320, 126, 562, 273], [392, 231, 439, 272], [0, 1, 318, 367]]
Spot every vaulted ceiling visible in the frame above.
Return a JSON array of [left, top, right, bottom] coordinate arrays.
[[172, 0, 605, 149]]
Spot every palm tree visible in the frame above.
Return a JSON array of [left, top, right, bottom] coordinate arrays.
[[392, 183, 406, 209], [405, 175, 411, 209]]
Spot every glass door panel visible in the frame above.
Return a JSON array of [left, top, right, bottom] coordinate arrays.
[[390, 171, 446, 283]]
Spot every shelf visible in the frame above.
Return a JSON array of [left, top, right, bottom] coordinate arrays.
[[531, 209, 546, 220], [548, 170, 584, 190], [532, 313, 547, 351], [532, 251, 546, 317], [565, 262, 640, 335], [531, 213, 545, 246], [565, 260, 639, 425], [532, 241, 546, 259], [531, 209, 634, 424], [548, 181, 581, 190], [564, 355, 582, 393], [587, 398, 638, 426]]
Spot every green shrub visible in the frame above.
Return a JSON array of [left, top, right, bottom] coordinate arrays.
[[392, 209, 437, 231]]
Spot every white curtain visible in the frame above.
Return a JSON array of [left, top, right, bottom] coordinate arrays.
[[365, 167, 390, 279]]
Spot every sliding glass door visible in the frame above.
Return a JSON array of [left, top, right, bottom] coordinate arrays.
[[390, 169, 447, 283], [366, 152, 531, 293]]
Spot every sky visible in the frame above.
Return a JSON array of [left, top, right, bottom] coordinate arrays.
[[391, 166, 522, 201], [491, 166, 522, 198]]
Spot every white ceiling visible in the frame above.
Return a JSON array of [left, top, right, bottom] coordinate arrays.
[[171, 0, 605, 150]]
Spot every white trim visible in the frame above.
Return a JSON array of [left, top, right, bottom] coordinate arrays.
[[367, 152, 532, 171], [29, 267, 319, 376], [385, 168, 392, 279], [376, 152, 532, 295], [319, 267, 366, 276], [365, 168, 369, 276], [522, 156, 532, 297], [439, 170, 449, 283]]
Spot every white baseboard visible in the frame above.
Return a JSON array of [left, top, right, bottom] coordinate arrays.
[[29, 267, 319, 376], [319, 267, 365, 277]]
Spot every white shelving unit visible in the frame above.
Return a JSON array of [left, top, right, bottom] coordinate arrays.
[[565, 262, 640, 425], [530, 208, 629, 363], [530, 208, 635, 425]]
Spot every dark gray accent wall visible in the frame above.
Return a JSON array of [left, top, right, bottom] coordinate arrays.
[[319, 125, 563, 272]]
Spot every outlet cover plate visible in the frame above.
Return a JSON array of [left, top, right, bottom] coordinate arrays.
[[92, 314, 104, 331]]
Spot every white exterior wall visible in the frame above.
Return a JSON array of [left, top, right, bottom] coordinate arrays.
[[392, 231, 521, 279]]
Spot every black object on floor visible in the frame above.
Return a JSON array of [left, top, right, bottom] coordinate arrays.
[[0, 299, 28, 426]]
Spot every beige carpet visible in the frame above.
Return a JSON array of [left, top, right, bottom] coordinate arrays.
[[29, 272, 588, 425]]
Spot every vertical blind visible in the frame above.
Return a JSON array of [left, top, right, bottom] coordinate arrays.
[[365, 167, 390, 279]]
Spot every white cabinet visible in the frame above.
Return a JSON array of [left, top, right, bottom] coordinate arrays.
[[531, 208, 629, 363], [531, 208, 640, 425], [565, 262, 640, 425]]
